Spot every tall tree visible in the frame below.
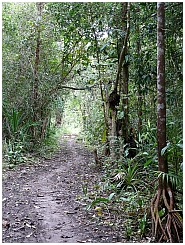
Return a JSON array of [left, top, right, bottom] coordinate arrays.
[[120, 2, 130, 142], [150, 3, 182, 242], [157, 3, 167, 177]]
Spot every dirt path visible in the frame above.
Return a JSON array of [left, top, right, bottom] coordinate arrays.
[[2, 136, 116, 243]]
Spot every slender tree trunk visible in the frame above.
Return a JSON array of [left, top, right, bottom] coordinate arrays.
[[137, 85, 142, 132], [150, 3, 182, 242], [136, 22, 142, 133], [121, 62, 129, 141], [120, 2, 130, 142], [157, 2, 167, 177], [114, 3, 130, 92], [109, 109, 117, 158]]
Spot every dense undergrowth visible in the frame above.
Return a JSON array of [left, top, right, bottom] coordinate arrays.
[[2, 120, 61, 170], [2, 108, 183, 241], [2, 117, 183, 242], [2, 2, 183, 242], [79, 124, 183, 241]]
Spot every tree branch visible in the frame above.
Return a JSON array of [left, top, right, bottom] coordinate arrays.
[[60, 85, 95, 90]]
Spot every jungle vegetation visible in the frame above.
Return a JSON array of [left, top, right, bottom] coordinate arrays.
[[2, 2, 183, 242]]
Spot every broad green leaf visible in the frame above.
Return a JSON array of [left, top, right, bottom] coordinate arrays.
[[161, 143, 170, 156], [89, 197, 110, 209], [144, 158, 153, 167]]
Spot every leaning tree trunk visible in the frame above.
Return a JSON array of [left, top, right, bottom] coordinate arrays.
[[150, 3, 182, 242]]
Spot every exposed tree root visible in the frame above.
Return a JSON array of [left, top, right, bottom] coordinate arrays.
[[151, 186, 183, 242]]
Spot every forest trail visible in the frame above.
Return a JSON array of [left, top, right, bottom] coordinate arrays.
[[2, 136, 116, 243]]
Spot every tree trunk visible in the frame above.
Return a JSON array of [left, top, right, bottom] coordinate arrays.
[[108, 2, 130, 159], [136, 22, 142, 133], [109, 109, 117, 158], [120, 2, 130, 142], [137, 85, 142, 133], [121, 62, 129, 142], [157, 3, 167, 177], [150, 3, 182, 242], [32, 2, 45, 140]]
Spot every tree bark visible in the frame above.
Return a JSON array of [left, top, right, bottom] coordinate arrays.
[[150, 4, 183, 242], [108, 2, 130, 159], [157, 2, 168, 178], [136, 21, 142, 133], [121, 2, 130, 142], [114, 2, 130, 92]]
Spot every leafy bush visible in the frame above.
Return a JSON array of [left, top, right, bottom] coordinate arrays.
[[4, 140, 25, 167]]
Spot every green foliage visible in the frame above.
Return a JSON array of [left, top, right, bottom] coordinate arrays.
[[4, 140, 24, 167], [2, 2, 183, 240], [37, 126, 61, 158], [86, 197, 110, 211], [138, 213, 147, 237], [157, 170, 182, 191], [114, 161, 142, 192], [82, 183, 88, 197], [3, 108, 21, 138]]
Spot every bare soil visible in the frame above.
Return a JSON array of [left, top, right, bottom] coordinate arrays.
[[2, 135, 118, 243]]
